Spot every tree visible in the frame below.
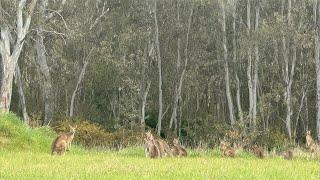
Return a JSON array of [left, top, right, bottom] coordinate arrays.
[[0, 0, 38, 112]]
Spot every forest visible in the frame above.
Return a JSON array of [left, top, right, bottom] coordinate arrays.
[[1, 0, 320, 149]]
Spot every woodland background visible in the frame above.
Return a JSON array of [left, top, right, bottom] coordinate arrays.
[[1, 0, 320, 149]]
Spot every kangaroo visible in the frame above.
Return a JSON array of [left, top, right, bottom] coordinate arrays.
[[283, 150, 293, 160], [172, 138, 187, 157], [171, 145, 179, 157], [220, 140, 236, 158], [144, 138, 160, 158], [51, 125, 77, 155], [252, 145, 265, 159], [51, 137, 67, 155], [145, 131, 172, 157], [306, 130, 314, 149]]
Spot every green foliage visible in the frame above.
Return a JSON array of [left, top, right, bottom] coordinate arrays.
[[185, 115, 229, 148], [0, 112, 56, 152], [253, 129, 290, 151]]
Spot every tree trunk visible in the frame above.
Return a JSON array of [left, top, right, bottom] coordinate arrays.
[[283, 0, 295, 140], [35, 31, 54, 125], [154, 0, 163, 135], [15, 64, 29, 124], [69, 48, 93, 117], [0, 0, 38, 112], [233, 1, 243, 124], [246, 0, 254, 127], [252, 3, 260, 130], [221, 0, 235, 125], [314, 0, 320, 142]]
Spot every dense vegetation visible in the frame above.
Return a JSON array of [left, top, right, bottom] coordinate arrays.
[[1, 0, 320, 148]]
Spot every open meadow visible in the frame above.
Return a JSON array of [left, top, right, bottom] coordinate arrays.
[[0, 148, 319, 179], [1, 113, 320, 179]]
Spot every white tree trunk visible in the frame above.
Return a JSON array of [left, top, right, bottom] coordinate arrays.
[[221, 0, 235, 125], [252, 3, 260, 129], [141, 81, 151, 126], [69, 48, 93, 117], [154, 0, 163, 136], [314, 0, 320, 143], [170, 5, 193, 133], [0, 0, 38, 112], [15, 65, 29, 124], [283, 0, 295, 140], [233, 1, 243, 124], [246, 0, 254, 126], [35, 32, 54, 125]]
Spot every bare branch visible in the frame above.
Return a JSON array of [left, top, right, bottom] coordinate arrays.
[[45, 9, 69, 30], [89, 2, 109, 31], [45, 0, 67, 20]]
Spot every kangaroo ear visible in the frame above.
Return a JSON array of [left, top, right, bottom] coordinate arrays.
[[75, 125, 78, 129]]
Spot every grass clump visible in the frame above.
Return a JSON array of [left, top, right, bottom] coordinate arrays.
[[0, 112, 56, 152]]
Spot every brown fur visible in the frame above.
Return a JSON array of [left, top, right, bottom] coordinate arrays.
[[306, 130, 314, 149], [145, 131, 172, 157], [252, 145, 265, 159], [283, 150, 293, 160], [51, 125, 77, 155], [309, 143, 319, 153], [51, 136, 67, 155], [144, 138, 160, 158], [220, 141, 236, 157], [172, 138, 187, 157], [171, 146, 180, 156], [305, 130, 320, 153]]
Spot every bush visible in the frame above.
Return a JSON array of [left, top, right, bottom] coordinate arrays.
[[253, 129, 290, 151], [53, 117, 144, 149]]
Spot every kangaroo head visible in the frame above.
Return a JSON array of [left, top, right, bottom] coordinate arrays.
[[145, 131, 153, 140], [69, 125, 77, 133], [173, 138, 179, 145], [306, 130, 311, 136], [220, 140, 228, 150]]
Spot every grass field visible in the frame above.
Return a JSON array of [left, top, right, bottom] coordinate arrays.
[[0, 113, 319, 179], [0, 148, 319, 179]]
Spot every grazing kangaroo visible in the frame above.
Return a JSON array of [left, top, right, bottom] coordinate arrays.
[[51, 125, 77, 155], [172, 138, 187, 157], [283, 150, 293, 160], [220, 141, 235, 157], [144, 138, 160, 158], [252, 145, 265, 159], [145, 131, 172, 157]]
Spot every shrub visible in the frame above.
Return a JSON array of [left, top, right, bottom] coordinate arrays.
[[53, 117, 144, 149]]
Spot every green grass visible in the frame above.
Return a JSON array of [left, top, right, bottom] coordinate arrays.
[[0, 148, 319, 179], [0, 113, 319, 179]]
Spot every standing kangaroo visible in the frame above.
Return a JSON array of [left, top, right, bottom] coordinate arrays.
[[144, 138, 160, 158], [306, 130, 314, 149], [145, 131, 172, 157], [172, 138, 187, 157], [51, 125, 77, 155]]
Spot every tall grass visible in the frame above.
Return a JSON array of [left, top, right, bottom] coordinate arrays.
[[0, 112, 56, 152]]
